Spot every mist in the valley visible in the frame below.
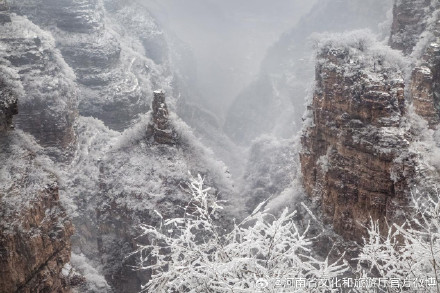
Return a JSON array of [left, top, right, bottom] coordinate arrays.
[[140, 0, 393, 145], [140, 0, 318, 119], [135, 0, 395, 184]]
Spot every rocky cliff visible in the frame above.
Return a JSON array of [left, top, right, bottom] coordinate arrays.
[[301, 0, 440, 241], [0, 2, 237, 292], [0, 13, 77, 152], [406, 1, 440, 127], [388, 0, 440, 126], [0, 7, 79, 293], [0, 70, 18, 133], [0, 169, 74, 293], [300, 33, 415, 241], [146, 91, 179, 145], [10, 0, 172, 131], [0, 77, 74, 292], [0, 1, 243, 292], [389, 0, 434, 55]]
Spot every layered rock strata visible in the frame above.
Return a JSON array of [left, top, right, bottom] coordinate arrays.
[[10, 0, 172, 131], [0, 13, 77, 150], [389, 0, 434, 55], [300, 36, 413, 241], [408, 4, 440, 126], [411, 63, 440, 126], [388, 0, 440, 126], [0, 178, 74, 293], [0, 79, 74, 292]]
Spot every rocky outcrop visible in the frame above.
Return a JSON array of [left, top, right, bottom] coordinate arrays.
[[47, 0, 104, 33], [389, 0, 434, 55], [0, 75, 18, 133], [10, 0, 103, 33], [97, 93, 181, 291], [389, 0, 440, 126], [300, 0, 440, 243], [411, 64, 440, 126], [300, 35, 414, 241], [146, 90, 178, 145], [0, 181, 74, 293], [0, 133, 74, 292], [0, 2, 234, 293], [408, 5, 440, 126], [1, 2, 228, 292]]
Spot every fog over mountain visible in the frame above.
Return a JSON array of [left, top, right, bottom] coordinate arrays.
[[225, 0, 394, 145], [140, 0, 318, 117], [2, 0, 440, 292]]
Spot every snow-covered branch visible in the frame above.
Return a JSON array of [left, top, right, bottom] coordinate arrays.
[[134, 174, 348, 292]]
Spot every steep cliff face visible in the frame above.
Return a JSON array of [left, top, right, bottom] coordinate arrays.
[[10, 0, 172, 131], [300, 34, 414, 241], [389, 0, 440, 196], [405, 1, 440, 127], [0, 169, 74, 293], [300, 0, 440, 242], [411, 64, 440, 126], [389, 0, 434, 55], [2, 2, 235, 292], [0, 1, 246, 292], [0, 13, 77, 152], [0, 81, 74, 292]]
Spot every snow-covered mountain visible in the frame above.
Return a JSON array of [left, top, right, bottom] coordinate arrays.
[[2, 0, 440, 292], [0, 1, 235, 292]]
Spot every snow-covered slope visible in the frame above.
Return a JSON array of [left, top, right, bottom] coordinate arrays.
[[63, 92, 234, 292], [0, 14, 77, 154]]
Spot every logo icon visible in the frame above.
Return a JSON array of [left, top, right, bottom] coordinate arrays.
[[255, 278, 269, 289]]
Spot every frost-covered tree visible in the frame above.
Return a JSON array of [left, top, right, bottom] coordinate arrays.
[[357, 191, 440, 292], [133, 174, 348, 292]]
